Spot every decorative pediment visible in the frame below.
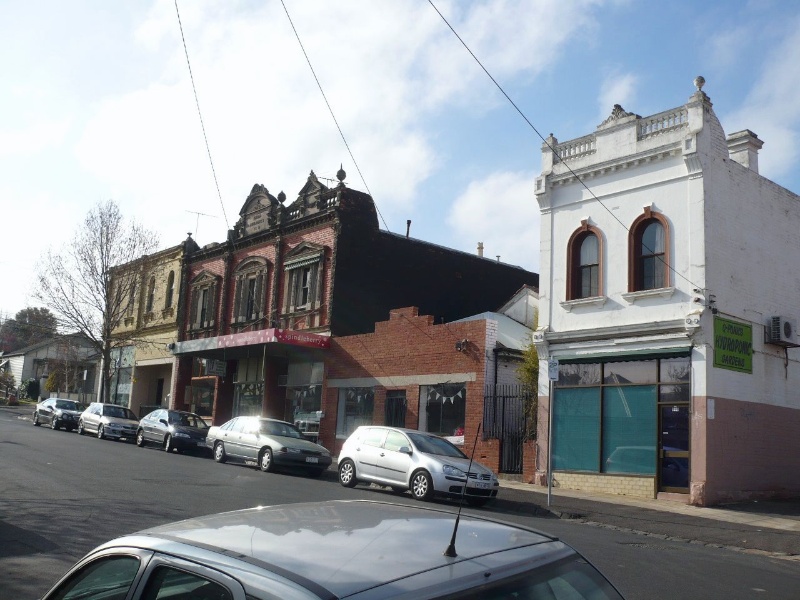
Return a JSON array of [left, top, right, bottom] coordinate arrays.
[[283, 241, 325, 270], [233, 183, 285, 238], [597, 104, 641, 130], [189, 270, 218, 286]]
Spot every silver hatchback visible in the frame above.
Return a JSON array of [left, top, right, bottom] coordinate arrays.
[[338, 426, 499, 506], [41, 500, 624, 600]]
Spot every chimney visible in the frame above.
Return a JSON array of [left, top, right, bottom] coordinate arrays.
[[477, 242, 484, 257], [727, 130, 763, 174], [406, 219, 411, 238]]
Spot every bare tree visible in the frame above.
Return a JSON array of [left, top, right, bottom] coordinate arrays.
[[35, 200, 159, 403]]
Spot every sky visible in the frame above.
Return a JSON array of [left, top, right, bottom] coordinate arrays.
[[2, 0, 800, 320]]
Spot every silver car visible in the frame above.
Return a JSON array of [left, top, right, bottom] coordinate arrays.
[[338, 426, 499, 506], [78, 402, 139, 441], [207, 416, 333, 476], [40, 500, 624, 599]]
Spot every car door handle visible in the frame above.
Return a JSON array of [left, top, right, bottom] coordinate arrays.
[[379, 452, 386, 457]]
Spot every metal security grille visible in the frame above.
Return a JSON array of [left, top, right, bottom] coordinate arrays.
[[483, 384, 534, 474]]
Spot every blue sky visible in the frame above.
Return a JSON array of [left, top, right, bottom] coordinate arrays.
[[2, 0, 799, 319]]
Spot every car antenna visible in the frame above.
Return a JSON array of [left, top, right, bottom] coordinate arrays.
[[444, 422, 481, 558]]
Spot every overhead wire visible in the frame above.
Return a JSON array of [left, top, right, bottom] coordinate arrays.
[[174, 0, 229, 232], [426, 0, 700, 293], [279, 0, 390, 233]]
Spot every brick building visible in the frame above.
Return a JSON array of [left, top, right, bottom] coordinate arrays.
[[171, 168, 538, 464], [533, 78, 800, 505]]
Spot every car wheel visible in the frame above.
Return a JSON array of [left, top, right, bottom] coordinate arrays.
[[136, 429, 145, 447], [33, 412, 40, 426], [97, 424, 105, 440], [338, 459, 358, 488], [259, 448, 273, 472], [214, 442, 227, 463], [51, 418, 59, 430], [466, 497, 490, 508], [410, 470, 433, 501], [164, 434, 178, 453], [77, 420, 85, 435]]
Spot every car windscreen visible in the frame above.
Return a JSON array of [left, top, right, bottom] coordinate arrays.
[[434, 554, 623, 600], [103, 406, 137, 420], [55, 400, 81, 411], [407, 432, 467, 458], [260, 421, 303, 439], [168, 413, 208, 428]]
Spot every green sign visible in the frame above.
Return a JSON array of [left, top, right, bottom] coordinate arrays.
[[713, 316, 752, 373]]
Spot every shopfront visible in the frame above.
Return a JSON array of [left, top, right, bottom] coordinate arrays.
[[552, 352, 691, 494], [171, 329, 329, 426]]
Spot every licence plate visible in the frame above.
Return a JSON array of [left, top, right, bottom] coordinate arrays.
[[305, 457, 319, 464], [197, 442, 206, 447], [474, 482, 490, 490]]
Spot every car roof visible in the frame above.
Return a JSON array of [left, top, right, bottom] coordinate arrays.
[[113, 500, 566, 599]]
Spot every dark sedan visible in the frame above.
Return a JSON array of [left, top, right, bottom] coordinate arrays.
[[32, 398, 86, 431], [207, 416, 332, 476], [136, 409, 210, 454]]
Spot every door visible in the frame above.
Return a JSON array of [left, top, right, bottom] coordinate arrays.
[[155, 378, 164, 405], [659, 404, 689, 492], [351, 427, 386, 480], [40, 400, 55, 424], [375, 430, 412, 485]]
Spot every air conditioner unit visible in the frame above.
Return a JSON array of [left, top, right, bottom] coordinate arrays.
[[765, 316, 800, 347]]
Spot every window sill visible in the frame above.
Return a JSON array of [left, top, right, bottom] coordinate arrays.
[[560, 296, 607, 312], [621, 287, 676, 303]]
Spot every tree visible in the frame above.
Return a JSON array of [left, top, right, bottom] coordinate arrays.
[[0, 307, 58, 351], [35, 200, 159, 404]]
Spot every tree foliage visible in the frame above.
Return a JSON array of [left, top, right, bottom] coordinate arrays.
[[35, 200, 159, 403], [517, 311, 540, 437], [0, 307, 58, 352]]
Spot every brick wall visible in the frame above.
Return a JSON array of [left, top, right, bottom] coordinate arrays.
[[553, 472, 656, 499]]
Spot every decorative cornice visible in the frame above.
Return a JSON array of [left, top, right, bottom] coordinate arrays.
[[549, 144, 683, 187], [543, 318, 687, 345]]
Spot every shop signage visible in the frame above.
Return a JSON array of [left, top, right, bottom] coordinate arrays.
[[713, 316, 752, 373], [206, 359, 227, 377]]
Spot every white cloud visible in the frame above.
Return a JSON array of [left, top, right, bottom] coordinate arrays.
[[724, 18, 800, 183], [0, 119, 71, 158], [446, 171, 540, 272], [596, 72, 638, 124]]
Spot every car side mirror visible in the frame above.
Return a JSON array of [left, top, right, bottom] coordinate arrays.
[[399, 446, 412, 455], [159, 419, 168, 426]]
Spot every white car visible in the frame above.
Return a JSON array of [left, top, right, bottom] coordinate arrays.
[[338, 426, 499, 506], [78, 402, 139, 441]]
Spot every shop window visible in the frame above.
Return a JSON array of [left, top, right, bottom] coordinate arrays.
[[336, 387, 374, 439], [629, 208, 670, 292], [566, 221, 603, 300], [419, 383, 466, 437], [385, 390, 407, 428], [232, 258, 268, 324]]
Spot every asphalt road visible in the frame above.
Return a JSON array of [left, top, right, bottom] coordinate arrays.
[[1, 408, 798, 600]]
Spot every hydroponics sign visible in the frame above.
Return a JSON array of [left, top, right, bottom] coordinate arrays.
[[713, 316, 752, 373]]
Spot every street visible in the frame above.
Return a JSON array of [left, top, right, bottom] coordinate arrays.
[[1, 409, 798, 600]]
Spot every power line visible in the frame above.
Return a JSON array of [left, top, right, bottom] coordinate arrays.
[[279, 0, 390, 233], [427, 0, 700, 293], [174, 0, 230, 231]]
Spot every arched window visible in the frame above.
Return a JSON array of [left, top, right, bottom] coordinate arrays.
[[629, 208, 670, 292], [566, 221, 603, 300], [165, 271, 175, 309], [146, 276, 156, 313], [232, 258, 269, 325]]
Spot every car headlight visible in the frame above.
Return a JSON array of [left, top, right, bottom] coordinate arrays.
[[173, 432, 190, 438], [280, 447, 302, 453], [442, 464, 466, 477]]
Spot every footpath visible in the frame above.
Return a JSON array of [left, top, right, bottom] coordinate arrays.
[[495, 478, 800, 559], [2, 402, 797, 559]]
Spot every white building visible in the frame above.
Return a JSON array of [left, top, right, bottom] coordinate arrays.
[[533, 78, 800, 506]]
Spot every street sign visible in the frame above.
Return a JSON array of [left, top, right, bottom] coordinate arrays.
[[547, 358, 559, 381]]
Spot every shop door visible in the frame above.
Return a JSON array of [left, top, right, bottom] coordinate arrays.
[[659, 404, 689, 492]]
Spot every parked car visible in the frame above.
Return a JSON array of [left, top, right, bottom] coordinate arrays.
[[207, 416, 332, 476], [338, 426, 499, 506], [32, 398, 86, 431], [136, 408, 210, 453], [39, 499, 624, 600], [78, 402, 139, 441]]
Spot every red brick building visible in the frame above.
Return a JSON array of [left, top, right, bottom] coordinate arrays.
[[170, 169, 537, 474]]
